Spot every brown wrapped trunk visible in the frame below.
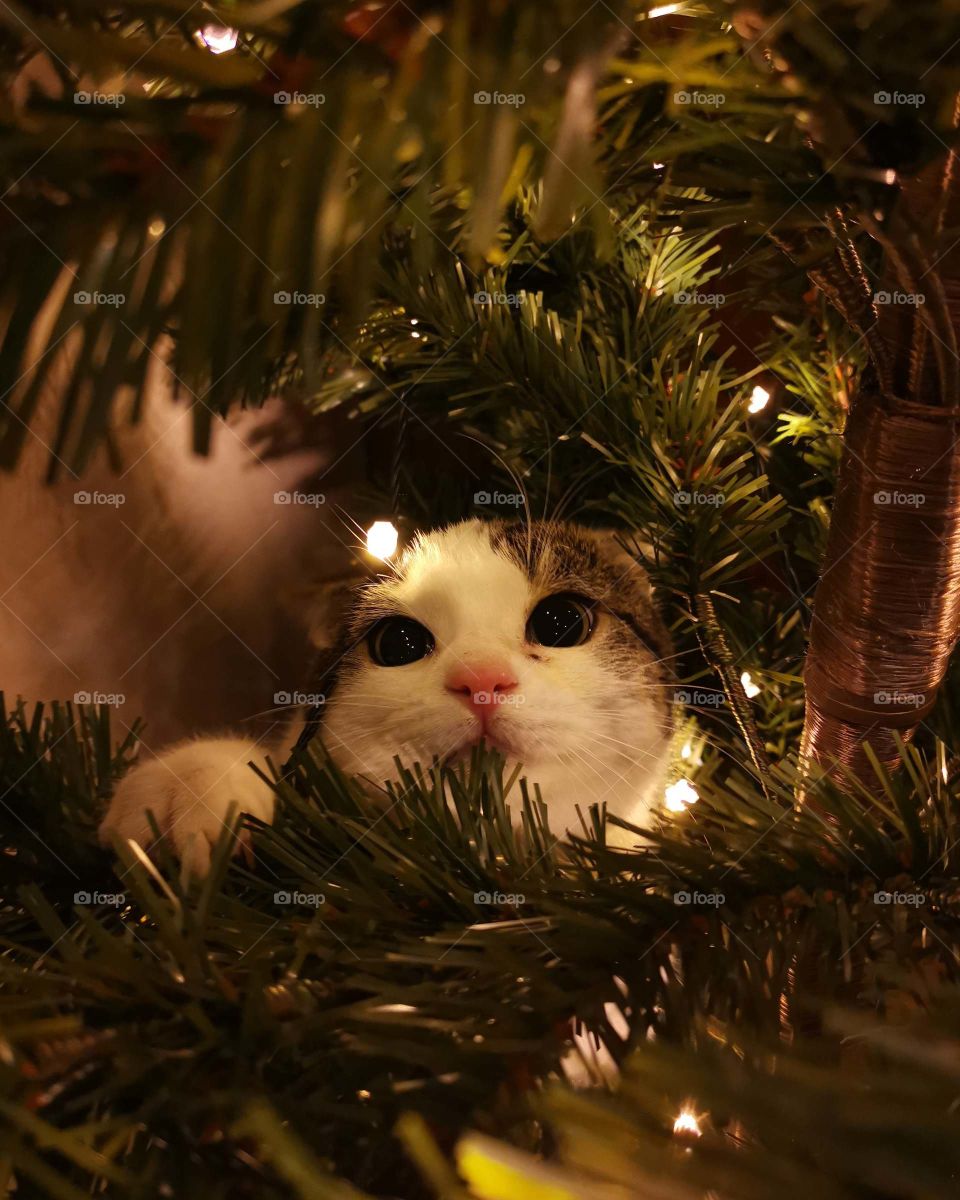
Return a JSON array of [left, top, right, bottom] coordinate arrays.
[[801, 389, 960, 778], [801, 129, 960, 782]]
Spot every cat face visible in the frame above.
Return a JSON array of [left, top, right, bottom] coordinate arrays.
[[316, 520, 674, 832]]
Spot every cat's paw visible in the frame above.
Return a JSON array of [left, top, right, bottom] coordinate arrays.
[[99, 738, 276, 877]]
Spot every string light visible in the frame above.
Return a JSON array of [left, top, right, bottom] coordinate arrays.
[[665, 778, 699, 811], [196, 24, 238, 54], [366, 520, 399, 560], [673, 1107, 702, 1137], [681, 739, 693, 760], [646, 3, 683, 17], [740, 670, 760, 698], [748, 384, 771, 414]]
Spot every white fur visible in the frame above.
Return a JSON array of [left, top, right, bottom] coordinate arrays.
[[323, 521, 670, 835], [101, 521, 671, 870], [101, 736, 277, 877]]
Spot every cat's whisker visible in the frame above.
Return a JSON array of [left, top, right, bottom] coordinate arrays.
[[586, 728, 663, 754], [552, 737, 612, 790], [586, 730, 669, 766], [573, 738, 637, 791], [238, 705, 312, 722], [332, 504, 405, 579]]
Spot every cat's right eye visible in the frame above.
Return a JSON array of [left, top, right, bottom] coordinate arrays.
[[367, 616, 435, 667]]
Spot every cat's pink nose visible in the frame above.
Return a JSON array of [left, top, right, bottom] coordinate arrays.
[[446, 663, 519, 715]]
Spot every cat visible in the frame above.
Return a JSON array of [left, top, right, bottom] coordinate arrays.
[[98, 518, 675, 873]]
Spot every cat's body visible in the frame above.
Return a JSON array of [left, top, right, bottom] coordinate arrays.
[[99, 518, 676, 872], [2, 291, 674, 868]]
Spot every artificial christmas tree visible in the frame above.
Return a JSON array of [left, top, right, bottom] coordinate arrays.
[[3, 2, 960, 1197]]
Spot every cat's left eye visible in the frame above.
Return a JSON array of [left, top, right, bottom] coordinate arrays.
[[526, 594, 595, 648], [368, 616, 435, 667]]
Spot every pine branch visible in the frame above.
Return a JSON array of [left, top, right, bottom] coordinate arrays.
[[4, 700, 960, 1194]]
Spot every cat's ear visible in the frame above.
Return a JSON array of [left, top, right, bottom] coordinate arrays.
[[281, 573, 365, 650], [585, 528, 656, 597]]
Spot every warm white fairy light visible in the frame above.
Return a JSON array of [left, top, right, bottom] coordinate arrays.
[[673, 1107, 702, 1137], [665, 778, 699, 812], [647, 3, 683, 17], [681, 739, 693, 760], [366, 520, 399, 561], [741, 670, 760, 698], [748, 384, 771, 414], [196, 23, 238, 54]]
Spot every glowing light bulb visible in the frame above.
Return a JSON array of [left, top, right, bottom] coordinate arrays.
[[366, 520, 399, 560], [196, 24, 238, 54], [681, 740, 693, 760], [653, 161, 665, 169], [748, 384, 771, 414], [648, 3, 682, 17], [673, 1107, 702, 1137], [665, 778, 699, 812], [741, 671, 760, 698], [884, 168, 897, 185], [148, 218, 166, 238]]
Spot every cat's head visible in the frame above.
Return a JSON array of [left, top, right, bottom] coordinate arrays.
[[312, 519, 674, 831]]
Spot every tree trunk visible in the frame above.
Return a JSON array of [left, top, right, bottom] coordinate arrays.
[[801, 136, 960, 785]]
